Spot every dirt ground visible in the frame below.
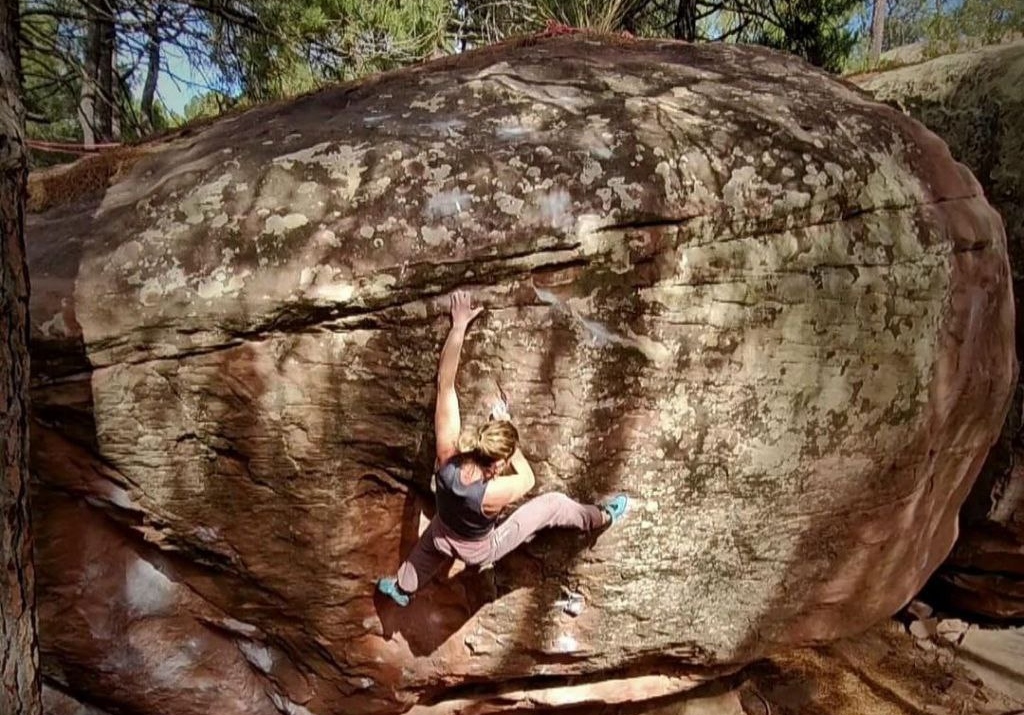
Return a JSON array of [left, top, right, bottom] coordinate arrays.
[[737, 620, 1023, 715], [587, 620, 1024, 715]]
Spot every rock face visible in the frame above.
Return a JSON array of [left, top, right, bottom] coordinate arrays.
[[857, 41, 1024, 620], [26, 35, 1014, 714]]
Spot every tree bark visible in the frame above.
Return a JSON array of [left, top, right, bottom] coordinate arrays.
[[95, 0, 116, 142], [78, 0, 116, 145], [78, 5, 99, 146], [620, 0, 654, 34], [0, 0, 41, 712], [673, 0, 698, 41], [141, 3, 164, 133], [869, 0, 887, 64]]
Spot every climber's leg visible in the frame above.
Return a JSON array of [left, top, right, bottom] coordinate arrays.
[[379, 518, 452, 606], [484, 492, 609, 565]]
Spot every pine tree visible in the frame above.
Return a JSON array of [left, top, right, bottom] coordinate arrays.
[[1, 0, 41, 711]]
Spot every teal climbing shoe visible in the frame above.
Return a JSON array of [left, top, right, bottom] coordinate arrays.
[[600, 494, 629, 525], [377, 577, 410, 607]]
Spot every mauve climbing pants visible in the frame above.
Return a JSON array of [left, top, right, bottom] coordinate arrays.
[[395, 492, 605, 593]]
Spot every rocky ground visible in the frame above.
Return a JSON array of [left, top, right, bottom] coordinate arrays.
[[403, 614, 1024, 715], [574, 614, 1024, 715], [43, 616, 1023, 715], [744, 621, 1022, 715]]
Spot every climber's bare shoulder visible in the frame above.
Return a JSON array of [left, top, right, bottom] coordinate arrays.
[[481, 472, 532, 516]]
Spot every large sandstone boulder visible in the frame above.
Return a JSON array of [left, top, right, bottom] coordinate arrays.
[[26, 35, 1013, 714], [856, 41, 1024, 620]]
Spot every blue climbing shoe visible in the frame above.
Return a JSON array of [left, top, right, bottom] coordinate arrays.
[[377, 577, 410, 607], [600, 494, 629, 525]]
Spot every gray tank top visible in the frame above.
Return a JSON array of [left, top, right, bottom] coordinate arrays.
[[435, 457, 496, 539]]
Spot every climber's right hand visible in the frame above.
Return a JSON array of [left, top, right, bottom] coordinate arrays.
[[450, 290, 483, 329]]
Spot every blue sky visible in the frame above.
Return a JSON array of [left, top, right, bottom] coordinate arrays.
[[155, 44, 213, 116]]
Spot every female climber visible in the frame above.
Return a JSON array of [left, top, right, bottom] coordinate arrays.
[[376, 290, 629, 606]]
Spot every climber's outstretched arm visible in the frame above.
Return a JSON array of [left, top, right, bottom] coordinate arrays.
[[481, 447, 536, 516], [435, 291, 483, 467]]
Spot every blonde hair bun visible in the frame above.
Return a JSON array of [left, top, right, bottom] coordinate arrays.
[[459, 420, 518, 463]]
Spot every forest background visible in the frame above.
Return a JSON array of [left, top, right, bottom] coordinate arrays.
[[19, 0, 1024, 164]]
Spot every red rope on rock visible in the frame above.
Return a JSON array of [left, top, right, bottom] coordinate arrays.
[[26, 139, 123, 154]]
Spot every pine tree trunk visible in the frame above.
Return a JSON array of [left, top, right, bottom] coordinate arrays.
[[140, 3, 164, 133], [79, 0, 116, 144], [94, 0, 116, 142], [0, 0, 41, 713], [673, 0, 697, 41], [78, 7, 99, 146], [869, 0, 887, 64]]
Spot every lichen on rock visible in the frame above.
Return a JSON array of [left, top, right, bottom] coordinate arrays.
[[856, 40, 1024, 621]]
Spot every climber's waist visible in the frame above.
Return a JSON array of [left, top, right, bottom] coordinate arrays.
[[436, 513, 494, 542]]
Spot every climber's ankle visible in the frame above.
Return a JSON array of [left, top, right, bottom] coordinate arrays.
[[599, 494, 629, 525], [377, 576, 410, 607]]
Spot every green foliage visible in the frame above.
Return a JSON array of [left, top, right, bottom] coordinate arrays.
[[18, 0, 458, 145], [20, 4, 82, 141], [885, 0, 933, 47], [463, 0, 861, 70], [129, 97, 178, 134], [182, 90, 239, 122], [844, 0, 1024, 72], [21, 0, 1024, 146], [325, 0, 454, 79], [743, 0, 862, 71], [459, 0, 656, 42], [202, 1, 323, 101], [524, 0, 649, 33], [210, 0, 455, 98], [927, 0, 1024, 49]]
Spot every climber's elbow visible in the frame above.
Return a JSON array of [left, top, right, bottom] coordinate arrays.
[[510, 451, 535, 490], [521, 471, 536, 494], [507, 472, 534, 505]]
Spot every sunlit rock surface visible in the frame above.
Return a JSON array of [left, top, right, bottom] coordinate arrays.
[[857, 40, 1024, 620]]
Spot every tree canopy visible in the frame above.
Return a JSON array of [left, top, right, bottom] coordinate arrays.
[[18, 0, 1024, 159]]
